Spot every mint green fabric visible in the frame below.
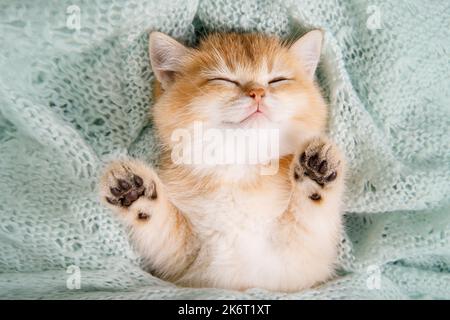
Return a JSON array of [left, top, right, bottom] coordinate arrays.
[[0, 0, 449, 299]]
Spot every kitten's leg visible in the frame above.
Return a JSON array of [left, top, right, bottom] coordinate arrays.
[[99, 159, 198, 281], [281, 136, 346, 236], [274, 137, 345, 290]]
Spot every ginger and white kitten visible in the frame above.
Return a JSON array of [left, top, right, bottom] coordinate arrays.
[[99, 31, 346, 292]]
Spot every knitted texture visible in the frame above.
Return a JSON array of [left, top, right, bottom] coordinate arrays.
[[0, 0, 449, 299]]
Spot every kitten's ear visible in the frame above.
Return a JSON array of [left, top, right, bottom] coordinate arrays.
[[289, 30, 324, 80], [149, 32, 189, 89]]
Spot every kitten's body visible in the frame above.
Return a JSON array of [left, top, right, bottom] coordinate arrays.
[[100, 31, 346, 292]]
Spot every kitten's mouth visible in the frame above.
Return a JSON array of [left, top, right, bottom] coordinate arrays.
[[239, 109, 267, 123], [222, 104, 273, 126]]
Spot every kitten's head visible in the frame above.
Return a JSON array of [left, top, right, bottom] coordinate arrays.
[[149, 31, 327, 155]]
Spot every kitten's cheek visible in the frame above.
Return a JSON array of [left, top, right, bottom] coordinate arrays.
[[264, 98, 289, 120]]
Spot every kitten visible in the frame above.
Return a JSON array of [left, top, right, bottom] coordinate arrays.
[[99, 30, 346, 292]]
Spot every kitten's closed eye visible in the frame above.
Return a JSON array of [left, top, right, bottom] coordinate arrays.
[[208, 77, 291, 88], [268, 77, 291, 85], [208, 78, 240, 86]]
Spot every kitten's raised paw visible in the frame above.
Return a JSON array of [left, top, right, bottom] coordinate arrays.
[[293, 138, 341, 187], [102, 163, 157, 207]]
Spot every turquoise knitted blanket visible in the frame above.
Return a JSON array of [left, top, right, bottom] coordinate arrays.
[[0, 0, 449, 299]]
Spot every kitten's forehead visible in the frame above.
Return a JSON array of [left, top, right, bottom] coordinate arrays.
[[196, 33, 289, 79]]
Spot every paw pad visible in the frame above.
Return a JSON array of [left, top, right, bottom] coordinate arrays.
[[309, 193, 321, 201], [295, 139, 341, 187], [137, 211, 150, 220], [106, 174, 146, 207]]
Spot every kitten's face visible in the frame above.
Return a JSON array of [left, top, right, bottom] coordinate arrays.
[[150, 32, 327, 153]]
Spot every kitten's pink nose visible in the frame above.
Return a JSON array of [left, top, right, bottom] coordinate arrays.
[[248, 87, 265, 102]]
